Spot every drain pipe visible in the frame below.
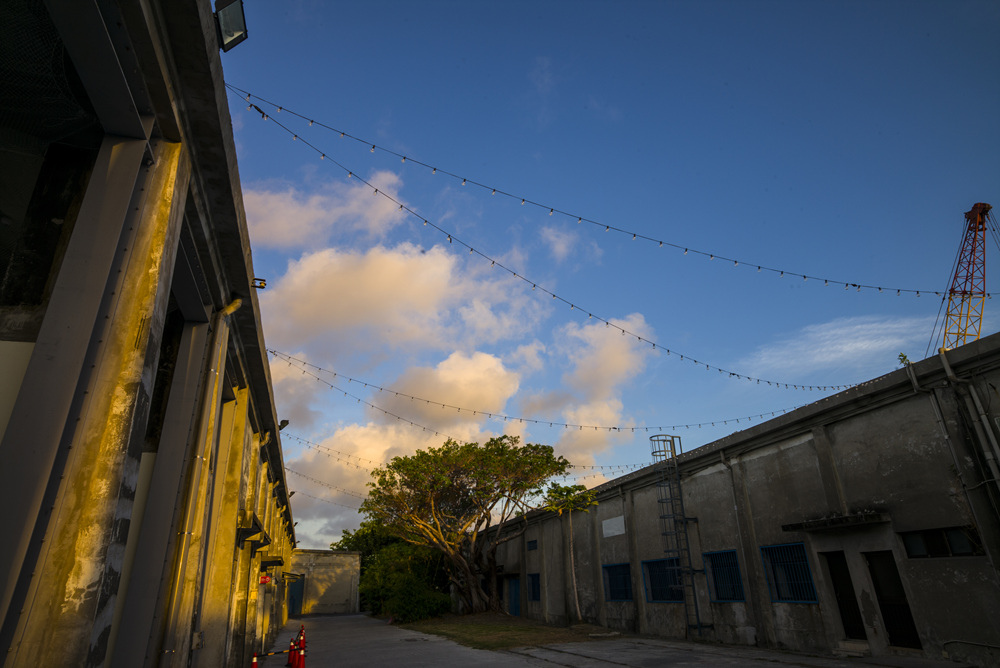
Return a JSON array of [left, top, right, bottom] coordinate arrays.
[[938, 351, 1000, 485]]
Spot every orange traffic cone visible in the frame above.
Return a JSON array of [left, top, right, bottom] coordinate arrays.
[[298, 644, 305, 668], [285, 638, 295, 666], [252, 652, 258, 666]]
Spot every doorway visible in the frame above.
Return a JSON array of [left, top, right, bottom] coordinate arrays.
[[821, 551, 866, 640], [509, 577, 521, 616], [864, 551, 921, 649], [288, 577, 304, 617]]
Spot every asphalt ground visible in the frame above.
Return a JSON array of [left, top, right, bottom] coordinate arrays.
[[259, 614, 971, 668]]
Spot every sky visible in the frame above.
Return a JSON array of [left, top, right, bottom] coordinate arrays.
[[219, 0, 1000, 548]]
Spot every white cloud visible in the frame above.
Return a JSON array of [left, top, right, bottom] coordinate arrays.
[[269, 352, 327, 431], [561, 314, 657, 402], [540, 226, 576, 263], [373, 351, 520, 431], [244, 171, 406, 249], [511, 314, 658, 465], [260, 242, 545, 361], [740, 315, 936, 377], [509, 341, 547, 374]]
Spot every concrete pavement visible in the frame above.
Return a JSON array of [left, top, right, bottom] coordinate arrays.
[[260, 615, 972, 668]]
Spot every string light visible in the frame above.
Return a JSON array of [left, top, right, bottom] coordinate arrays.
[[228, 84, 959, 300], [268, 349, 813, 433], [284, 467, 367, 498], [242, 93, 858, 391], [289, 490, 359, 511]]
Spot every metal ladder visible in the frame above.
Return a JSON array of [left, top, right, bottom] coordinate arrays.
[[650, 434, 705, 637]]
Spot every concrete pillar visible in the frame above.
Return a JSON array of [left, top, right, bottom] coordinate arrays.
[[0, 136, 149, 647], [106, 321, 210, 668], [1, 138, 187, 668], [729, 456, 775, 647], [160, 301, 240, 667], [193, 390, 249, 668]]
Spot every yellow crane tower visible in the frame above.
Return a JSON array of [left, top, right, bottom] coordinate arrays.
[[941, 203, 994, 351]]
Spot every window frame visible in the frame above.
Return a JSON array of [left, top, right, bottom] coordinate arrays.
[[760, 542, 818, 603], [602, 562, 633, 601], [901, 526, 985, 558], [703, 549, 745, 602], [528, 573, 540, 601], [641, 558, 684, 603]]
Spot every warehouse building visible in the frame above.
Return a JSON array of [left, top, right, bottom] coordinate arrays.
[[496, 334, 1000, 667], [0, 1, 295, 666]]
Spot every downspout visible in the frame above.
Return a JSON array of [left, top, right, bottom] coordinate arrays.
[[938, 351, 1000, 485], [162, 298, 242, 660], [911, 357, 1000, 574], [721, 452, 767, 645]]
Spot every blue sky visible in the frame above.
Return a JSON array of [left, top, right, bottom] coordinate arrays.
[[221, 0, 1000, 547]]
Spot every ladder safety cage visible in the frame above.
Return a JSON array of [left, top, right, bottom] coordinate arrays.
[[649, 434, 707, 636]]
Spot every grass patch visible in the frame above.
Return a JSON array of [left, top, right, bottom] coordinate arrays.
[[402, 612, 604, 650]]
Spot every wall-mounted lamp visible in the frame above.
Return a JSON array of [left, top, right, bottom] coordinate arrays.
[[215, 0, 248, 52]]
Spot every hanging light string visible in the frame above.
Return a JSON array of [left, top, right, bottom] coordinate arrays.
[[226, 83, 968, 299], [243, 105, 852, 392], [284, 466, 369, 498], [290, 489, 361, 511], [283, 432, 380, 469], [284, 429, 654, 477], [270, 348, 809, 432], [272, 350, 457, 440]]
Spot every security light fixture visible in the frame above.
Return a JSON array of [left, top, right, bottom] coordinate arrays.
[[215, 0, 248, 52]]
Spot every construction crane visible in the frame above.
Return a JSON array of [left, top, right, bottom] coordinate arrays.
[[940, 203, 994, 351]]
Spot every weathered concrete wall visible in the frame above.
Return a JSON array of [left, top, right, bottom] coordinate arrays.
[[0, 2, 297, 667], [290, 551, 360, 615], [497, 337, 1000, 667]]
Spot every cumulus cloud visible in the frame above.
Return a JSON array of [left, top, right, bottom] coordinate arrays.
[[244, 171, 406, 248], [739, 314, 936, 377], [561, 313, 656, 402], [260, 242, 544, 361], [509, 341, 546, 374], [269, 352, 327, 431], [374, 351, 520, 431], [512, 314, 657, 465]]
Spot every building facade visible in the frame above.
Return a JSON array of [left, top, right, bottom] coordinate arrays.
[[288, 551, 361, 617], [0, 1, 295, 666], [497, 335, 1000, 667]]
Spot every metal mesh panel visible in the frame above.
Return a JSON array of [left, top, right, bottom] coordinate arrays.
[[0, 0, 98, 143], [644, 558, 683, 602], [761, 543, 817, 602], [704, 550, 744, 602], [602, 563, 632, 601]]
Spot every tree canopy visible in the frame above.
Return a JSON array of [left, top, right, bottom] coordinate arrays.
[[360, 435, 569, 612]]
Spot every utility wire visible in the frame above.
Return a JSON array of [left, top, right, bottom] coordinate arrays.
[[271, 349, 810, 432], [284, 466, 368, 499], [291, 489, 361, 511], [242, 100, 854, 392], [227, 83, 970, 299], [274, 352, 458, 441]]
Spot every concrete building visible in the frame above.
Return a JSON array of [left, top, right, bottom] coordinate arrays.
[[496, 334, 1000, 667], [288, 551, 361, 616], [0, 1, 295, 666]]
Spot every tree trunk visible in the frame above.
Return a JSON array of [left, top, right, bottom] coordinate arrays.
[[569, 511, 582, 623]]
